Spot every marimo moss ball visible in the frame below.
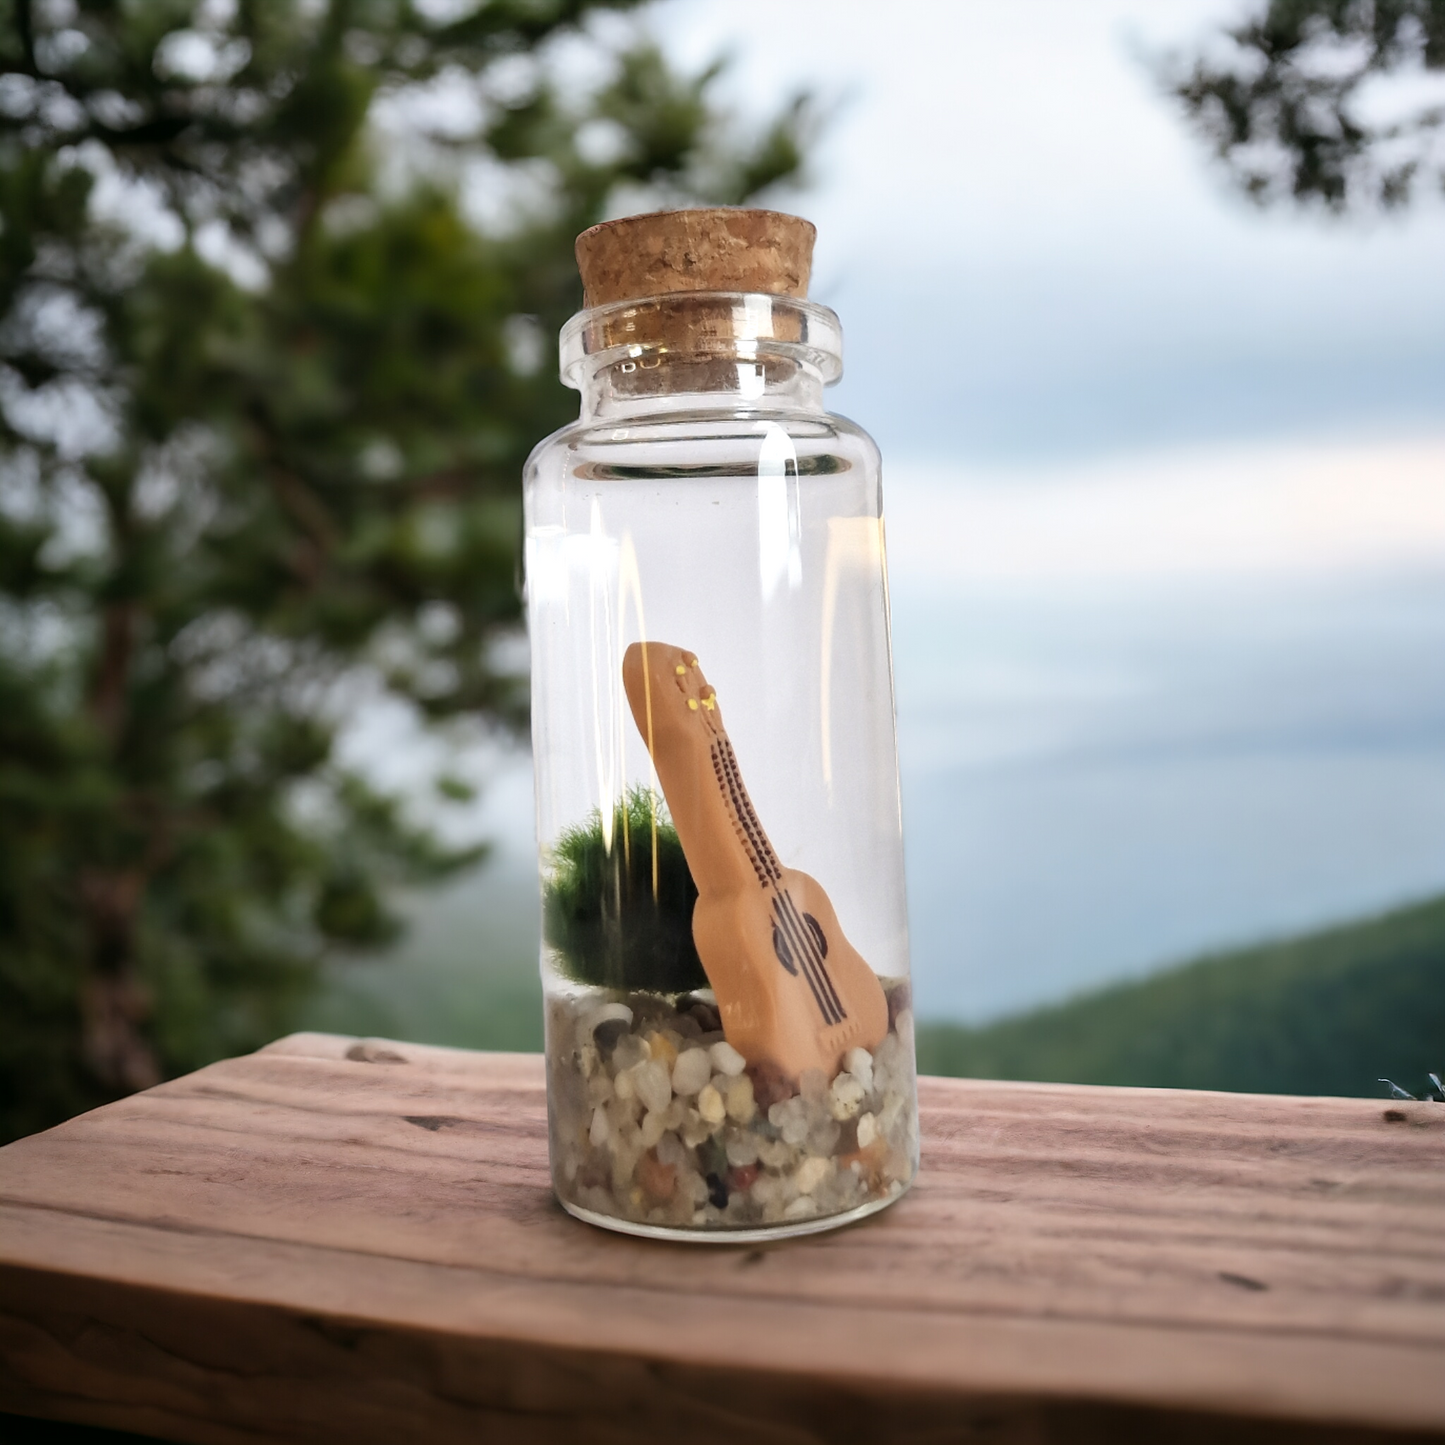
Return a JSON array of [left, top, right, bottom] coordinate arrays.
[[543, 787, 708, 994]]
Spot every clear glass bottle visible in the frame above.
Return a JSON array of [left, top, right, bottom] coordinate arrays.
[[523, 210, 917, 1240]]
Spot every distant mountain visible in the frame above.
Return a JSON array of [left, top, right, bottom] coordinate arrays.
[[915, 894, 1445, 1098]]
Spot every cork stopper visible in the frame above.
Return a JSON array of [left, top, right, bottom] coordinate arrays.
[[575, 208, 815, 309]]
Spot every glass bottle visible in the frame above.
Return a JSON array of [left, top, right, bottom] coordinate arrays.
[[523, 209, 917, 1240]]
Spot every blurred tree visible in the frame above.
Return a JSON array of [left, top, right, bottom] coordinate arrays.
[[0, 0, 812, 1141], [1170, 0, 1445, 210]]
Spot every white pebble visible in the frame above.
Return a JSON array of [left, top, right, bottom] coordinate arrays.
[[752, 1173, 797, 1209], [794, 1156, 831, 1195], [635, 1060, 673, 1115], [725, 1132, 760, 1167], [783, 1195, 819, 1221], [612, 1033, 649, 1071], [709, 1040, 747, 1076], [843, 1047, 874, 1093], [828, 1072, 866, 1121], [856, 1112, 879, 1149], [655, 1131, 687, 1168], [769, 1098, 810, 1146], [589, 1107, 609, 1148], [613, 1068, 635, 1101], [639, 1109, 667, 1148], [724, 1073, 756, 1124], [697, 1082, 726, 1126], [758, 1137, 795, 1169], [671, 1048, 712, 1097]]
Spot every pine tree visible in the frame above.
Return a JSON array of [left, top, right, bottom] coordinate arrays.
[[1169, 0, 1445, 210], [0, 0, 812, 1140]]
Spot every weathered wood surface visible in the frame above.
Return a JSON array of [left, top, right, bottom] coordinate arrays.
[[0, 1034, 1441, 1445]]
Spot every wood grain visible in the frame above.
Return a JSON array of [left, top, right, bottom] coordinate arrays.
[[0, 1033, 1441, 1444]]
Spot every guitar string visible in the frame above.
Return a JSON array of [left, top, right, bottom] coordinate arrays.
[[771, 896, 835, 1022], [774, 889, 844, 1025], [777, 889, 846, 1023]]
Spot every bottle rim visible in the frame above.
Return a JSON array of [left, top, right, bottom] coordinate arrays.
[[559, 291, 843, 391]]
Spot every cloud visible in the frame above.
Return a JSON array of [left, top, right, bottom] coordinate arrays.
[[886, 436, 1445, 585]]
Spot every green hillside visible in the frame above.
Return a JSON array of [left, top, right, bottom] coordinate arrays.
[[916, 894, 1445, 1098]]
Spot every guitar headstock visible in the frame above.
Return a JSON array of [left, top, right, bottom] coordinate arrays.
[[623, 641, 724, 741]]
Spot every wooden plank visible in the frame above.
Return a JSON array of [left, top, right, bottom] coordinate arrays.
[[0, 1032, 1441, 1444]]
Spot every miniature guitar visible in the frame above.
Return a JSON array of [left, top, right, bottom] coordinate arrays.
[[622, 642, 888, 1080]]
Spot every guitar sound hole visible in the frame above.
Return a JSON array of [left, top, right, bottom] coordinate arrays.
[[804, 913, 828, 958]]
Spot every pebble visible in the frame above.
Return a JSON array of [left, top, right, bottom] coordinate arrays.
[[637, 1150, 675, 1202], [709, 1040, 747, 1076], [671, 1047, 713, 1097], [843, 1047, 874, 1094], [794, 1156, 832, 1195], [655, 1131, 687, 1169], [724, 1073, 756, 1124], [592, 1019, 629, 1055], [697, 1082, 726, 1126], [828, 1072, 866, 1120], [806, 1118, 841, 1156], [757, 1137, 795, 1170], [725, 1131, 760, 1167], [634, 1060, 673, 1115], [582, 1002, 633, 1041], [769, 1098, 810, 1147], [612, 1033, 649, 1072], [550, 983, 917, 1233]]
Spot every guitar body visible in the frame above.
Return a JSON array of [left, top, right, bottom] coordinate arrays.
[[623, 641, 888, 1081]]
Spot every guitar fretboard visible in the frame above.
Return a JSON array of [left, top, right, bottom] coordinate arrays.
[[710, 738, 781, 886]]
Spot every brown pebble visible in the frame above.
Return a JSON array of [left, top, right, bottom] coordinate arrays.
[[637, 1150, 676, 1202], [747, 1060, 794, 1112], [689, 1002, 722, 1033]]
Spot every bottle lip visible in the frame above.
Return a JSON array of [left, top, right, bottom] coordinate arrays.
[[559, 291, 843, 391]]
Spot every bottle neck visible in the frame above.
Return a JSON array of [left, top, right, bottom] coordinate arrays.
[[577, 354, 828, 422], [560, 292, 843, 425]]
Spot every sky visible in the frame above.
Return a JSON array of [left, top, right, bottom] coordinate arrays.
[[643, 1, 1445, 1019], [653, 0, 1445, 462], [367, 0, 1445, 1025]]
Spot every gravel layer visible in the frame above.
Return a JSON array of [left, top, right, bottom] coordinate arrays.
[[546, 979, 918, 1231]]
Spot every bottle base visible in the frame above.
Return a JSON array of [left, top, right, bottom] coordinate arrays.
[[558, 1173, 913, 1244]]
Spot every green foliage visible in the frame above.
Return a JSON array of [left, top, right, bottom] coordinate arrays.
[[917, 893, 1445, 1097], [543, 786, 706, 994], [1169, 0, 1445, 210], [0, 0, 811, 1141]]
